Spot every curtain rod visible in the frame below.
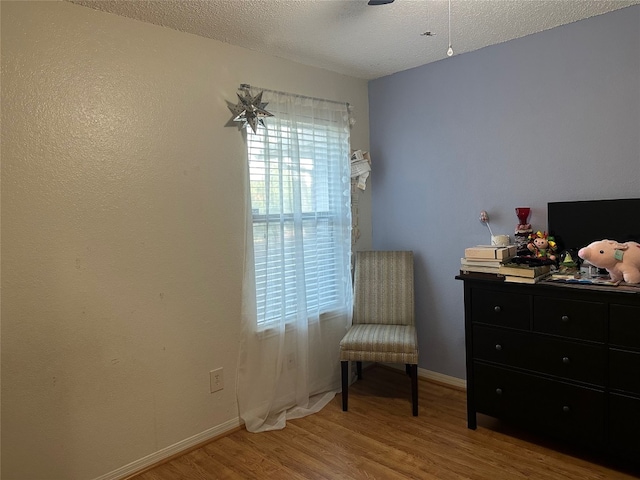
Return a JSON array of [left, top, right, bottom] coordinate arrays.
[[240, 84, 350, 108]]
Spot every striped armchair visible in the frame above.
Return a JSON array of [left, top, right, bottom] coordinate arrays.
[[340, 251, 419, 416]]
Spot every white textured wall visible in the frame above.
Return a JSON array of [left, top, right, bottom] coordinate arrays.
[[0, 2, 369, 479]]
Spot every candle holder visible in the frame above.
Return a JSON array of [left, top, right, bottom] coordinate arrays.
[[515, 207, 532, 256]]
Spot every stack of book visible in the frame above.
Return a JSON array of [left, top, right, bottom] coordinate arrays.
[[460, 245, 517, 277], [498, 263, 552, 284]]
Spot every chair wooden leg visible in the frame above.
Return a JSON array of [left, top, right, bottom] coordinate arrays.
[[356, 361, 363, 380], [410, 364, 418, 416], [341, 361, 349, 411]]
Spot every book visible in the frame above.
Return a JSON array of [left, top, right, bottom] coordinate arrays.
[[460, 257, 502, 267], [460, 264, 501, 274], [498, 263, 551, 278], [464, 245, 517, 261], [503, 273, 551, 284], [461, 258, 504, 268], [458, 270, 505, 281]]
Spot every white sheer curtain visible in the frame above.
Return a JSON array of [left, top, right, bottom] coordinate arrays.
[[237, 88, 353, 432]]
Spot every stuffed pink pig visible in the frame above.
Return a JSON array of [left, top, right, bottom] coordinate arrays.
[[578, 240, 640, 284]]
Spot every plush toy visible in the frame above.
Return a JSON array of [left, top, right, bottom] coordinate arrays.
[[527, 231, 557, 261], [578, 240, 640, 284]]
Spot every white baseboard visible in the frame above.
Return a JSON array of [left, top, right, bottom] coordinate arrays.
[[383, 363, 466, 390], [93, 417, 243, 480], [417, 367, 466, 390]]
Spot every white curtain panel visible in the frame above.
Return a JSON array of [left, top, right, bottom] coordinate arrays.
[[237, 88, 353, 432]]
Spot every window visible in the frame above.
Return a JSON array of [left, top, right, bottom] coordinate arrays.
[[246, 92, 351, 327]]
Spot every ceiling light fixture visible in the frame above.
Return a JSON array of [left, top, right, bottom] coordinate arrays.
[[447, 0, 454, 57], [420, 1, 434, 38]]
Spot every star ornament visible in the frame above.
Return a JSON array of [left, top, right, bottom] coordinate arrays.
[[227, 89, 273, 133]]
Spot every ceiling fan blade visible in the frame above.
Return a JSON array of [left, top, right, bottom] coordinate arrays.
[[368, 0, 394, 5]]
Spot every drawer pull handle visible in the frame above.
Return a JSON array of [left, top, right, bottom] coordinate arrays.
[[495, 388, 503, 395], [561, 315, 570, 322], [562, 405, 570, 413], [494, 306, 502, 313], [562, 356, 570, 364], [495, 344, 503, 351]]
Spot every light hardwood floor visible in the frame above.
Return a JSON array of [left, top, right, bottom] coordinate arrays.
[[130, 366, 639, 479]]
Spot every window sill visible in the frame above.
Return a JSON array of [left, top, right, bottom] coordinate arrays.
[[254, 306, 350, 339]]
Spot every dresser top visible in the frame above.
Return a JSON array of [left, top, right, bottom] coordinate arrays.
[[456, 273, 640, 300]]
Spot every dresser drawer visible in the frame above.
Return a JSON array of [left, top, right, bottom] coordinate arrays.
[[471, 288, 530, 330], [609, 348, 640, 395], [610, 304, 640, 349], [609, 393, 640, 459], [533, 297, 606, 342], [473, 325, 606, 386], [473, 362, 605, 447]]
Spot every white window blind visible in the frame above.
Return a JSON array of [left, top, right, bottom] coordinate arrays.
[[246, 92, 351, 327]]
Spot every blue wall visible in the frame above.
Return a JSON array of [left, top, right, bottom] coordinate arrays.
[[368, 6, 639, 379]]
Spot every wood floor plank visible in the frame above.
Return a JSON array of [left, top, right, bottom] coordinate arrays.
[[203, 437, 310, 480], [294, 412, 440, 480], [129, 366, 640, 480], [229, 428, 337, 480]]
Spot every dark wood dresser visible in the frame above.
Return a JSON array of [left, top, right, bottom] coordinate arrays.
[[458, 275, 640, 462]]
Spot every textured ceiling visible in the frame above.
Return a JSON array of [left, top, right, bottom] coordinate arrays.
[[69, 0, 639, 80]]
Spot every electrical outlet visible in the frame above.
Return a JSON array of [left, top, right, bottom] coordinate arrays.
[[210, 368, 223, 393]]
